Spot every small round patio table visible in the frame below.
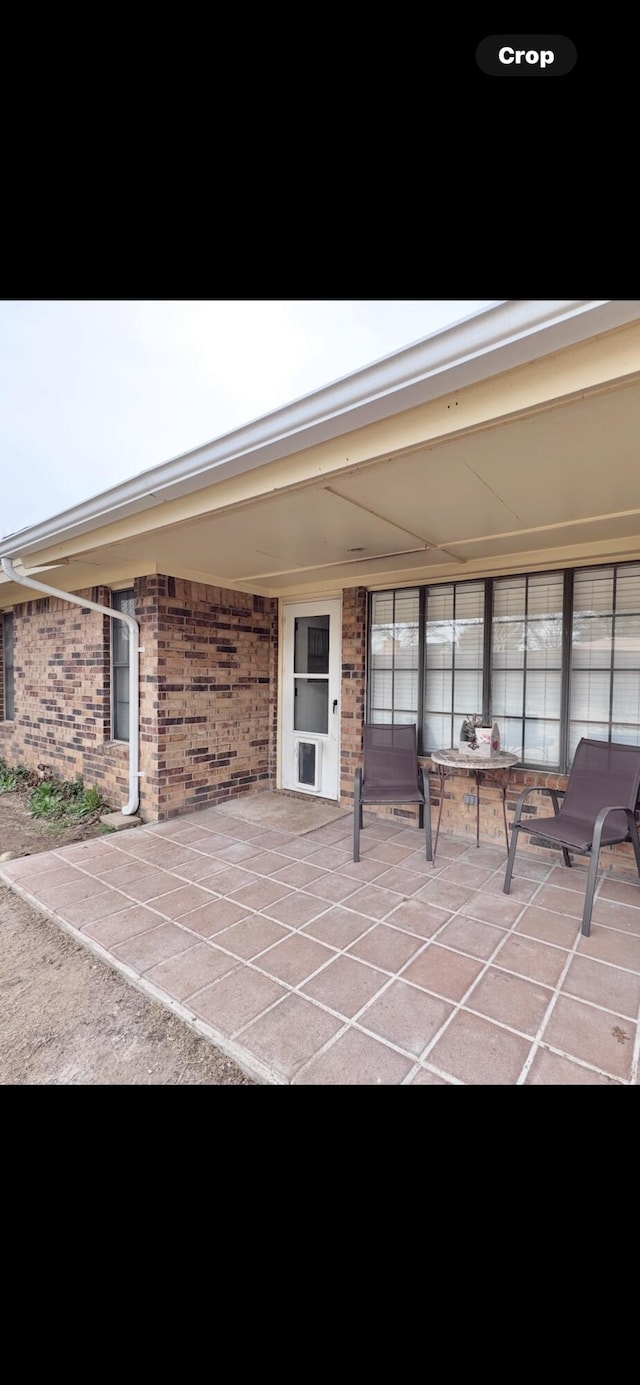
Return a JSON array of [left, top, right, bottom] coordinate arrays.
[[429, 749, 520, 864]]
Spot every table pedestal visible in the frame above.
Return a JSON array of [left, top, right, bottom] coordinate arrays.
[[430, 753, 520, 864]]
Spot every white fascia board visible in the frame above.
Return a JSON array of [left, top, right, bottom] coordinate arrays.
[[2, 299, 638, 561]]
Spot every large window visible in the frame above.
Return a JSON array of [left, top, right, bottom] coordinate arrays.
[[492, 572, 563, 767], [570, 565, 640, 757], [111, 590, 135, 742], [367, 561, 640, 772], [424, 582, 485, 753], [369, 590, 420, 726], [2, 612, 14, 721]]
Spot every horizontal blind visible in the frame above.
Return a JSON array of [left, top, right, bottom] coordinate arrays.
[[570, 564, 640, 755], [424, 581, 484, 752], [369, 590, 419, 728], [492, 572, 563, 766]]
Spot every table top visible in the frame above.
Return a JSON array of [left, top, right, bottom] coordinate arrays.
[[430, 749, 520, 771]]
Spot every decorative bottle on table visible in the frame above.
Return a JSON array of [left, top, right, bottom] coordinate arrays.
[[459, 714, 481, 753]]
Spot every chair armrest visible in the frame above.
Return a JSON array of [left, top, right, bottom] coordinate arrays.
[[593, 805, 634, 835], [512, 784, 565, 828]]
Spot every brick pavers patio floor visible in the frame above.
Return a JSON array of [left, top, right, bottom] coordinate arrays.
[[2, 805, 639, 1085]]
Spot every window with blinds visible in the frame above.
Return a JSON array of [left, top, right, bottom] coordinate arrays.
[[369, 590, 420, 726], [492, 572, 563, 767], [570, 564, 640, 756], [367, 560, 640, 772], [424, 582, 485, 753]]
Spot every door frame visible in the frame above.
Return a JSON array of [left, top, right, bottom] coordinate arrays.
[[277, 593, 343, 800]]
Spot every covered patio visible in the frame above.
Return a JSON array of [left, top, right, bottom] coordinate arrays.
[[2, 799, 638, 1084]]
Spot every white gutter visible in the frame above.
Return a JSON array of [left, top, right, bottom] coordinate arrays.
[[2, 300, 639, 562], [1, 557, 141, 816]]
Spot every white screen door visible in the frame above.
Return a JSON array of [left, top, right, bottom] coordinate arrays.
[[282, 599, 341, 798]]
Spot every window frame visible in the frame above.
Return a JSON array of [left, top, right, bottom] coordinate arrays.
[[367, 560, 640, 774], [491, 569, 565, 771], [423, 578, 488, 754], [110, 589, 135, 743]]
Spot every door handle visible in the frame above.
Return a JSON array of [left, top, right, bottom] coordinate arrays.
[[333, 699, 338, 714]]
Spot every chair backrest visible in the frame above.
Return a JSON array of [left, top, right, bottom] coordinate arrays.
[[362, 724, 420, 792], [563, 738, 640, 836]]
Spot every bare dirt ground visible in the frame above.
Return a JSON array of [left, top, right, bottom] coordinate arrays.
[[0, 790, 256, 1085], [0, 786, 108, 857]]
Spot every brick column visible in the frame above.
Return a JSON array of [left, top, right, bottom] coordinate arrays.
[[339, 586, 367, 805]]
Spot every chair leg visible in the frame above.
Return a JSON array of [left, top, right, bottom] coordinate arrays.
[[353, 769, 362, 863], [503, 824, 520, 894], [628, 814, 640, 878], [581, 845, 601, 937], [419, 769, 433, 863], [561, 847, 573, 868]]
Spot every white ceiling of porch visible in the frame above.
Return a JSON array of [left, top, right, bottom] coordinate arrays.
[[3, 374, 640, 601]]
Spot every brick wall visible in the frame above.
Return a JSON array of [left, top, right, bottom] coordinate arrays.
[[339, 586, 367, 804], [0, 584, 156, 815], [3, 569, 638, 868], [150, 575, 277, 819], [423, 760, 640, 872], [0, 574, 277, 824]]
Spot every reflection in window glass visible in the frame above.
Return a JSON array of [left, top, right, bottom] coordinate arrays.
[[424, 582, 484, 752], [571, 565, 640, 753], [369, 590, 419, 728], [368, 561, 640, 772], [294, 616, 329, 674], [294, 678, 328, 734], [492, 573, 562, 766], [298, 741, 317, 786]]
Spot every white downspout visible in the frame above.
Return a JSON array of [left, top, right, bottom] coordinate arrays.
[[1, 557, 142, 816]]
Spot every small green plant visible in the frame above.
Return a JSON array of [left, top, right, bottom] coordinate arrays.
[[28, 774, 111, 824], [65, 785, 104, 819], [29, 782, 64, 819], [0, 760, 34, 794]]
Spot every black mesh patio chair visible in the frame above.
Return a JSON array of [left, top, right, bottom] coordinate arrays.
[[354, 724, 432, 863], [503, 737, 640, 936]]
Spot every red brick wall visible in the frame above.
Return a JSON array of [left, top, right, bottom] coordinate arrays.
[[0, 584, 157, 815], [150, 575, 277, 819], [423, 760, 640, 872], [339, 586, 367, 804], [3, 570, 638, 869], [0, 575, 277, 824]]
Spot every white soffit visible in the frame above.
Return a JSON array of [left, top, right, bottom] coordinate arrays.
[[2, 300, 639, 561]]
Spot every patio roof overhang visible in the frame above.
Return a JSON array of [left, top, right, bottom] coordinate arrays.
[[2, 299, 640, 604]]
